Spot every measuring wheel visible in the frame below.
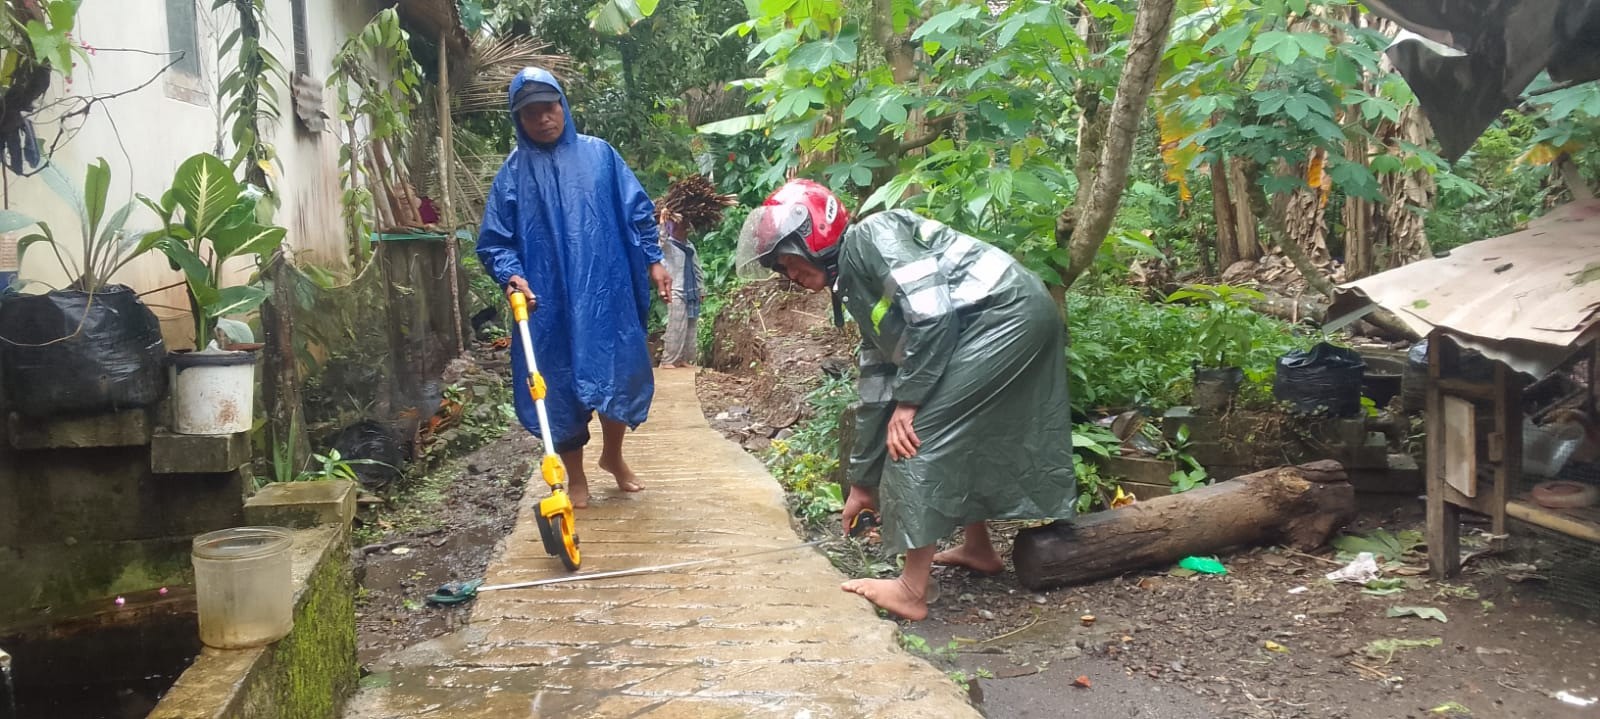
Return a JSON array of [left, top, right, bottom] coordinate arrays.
[[535, 504, 581, 571]]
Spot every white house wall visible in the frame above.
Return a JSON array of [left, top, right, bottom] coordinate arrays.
[[5, 0, 376, 344]]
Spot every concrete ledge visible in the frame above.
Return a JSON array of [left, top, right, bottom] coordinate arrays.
[[151, 429, 251, 474], [245, 480, 357, 530], [149, 524, 357, 719], [7, 409, 152, 450]]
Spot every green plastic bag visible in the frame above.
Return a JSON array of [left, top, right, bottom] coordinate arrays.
[[1178, 556, 1228, 575]]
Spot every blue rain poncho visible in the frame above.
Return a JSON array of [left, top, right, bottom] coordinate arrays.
[[476, 68, 663, 453]]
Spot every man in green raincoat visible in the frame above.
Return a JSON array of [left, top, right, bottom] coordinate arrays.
[[737, 179, 1076, 620]]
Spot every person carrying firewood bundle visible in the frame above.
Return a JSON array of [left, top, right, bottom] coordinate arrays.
[[656, 175, 735, 368], [735, 179, 1076, 621]]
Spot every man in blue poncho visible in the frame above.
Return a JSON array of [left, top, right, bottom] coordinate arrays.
[[476, 68, 672, 507]]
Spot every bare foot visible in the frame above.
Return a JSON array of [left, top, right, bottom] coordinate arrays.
[[566, 467, 591, 509], [933, 543, 1004, 575], [841, 578, 928, 621], [598, 455, 645, 493]]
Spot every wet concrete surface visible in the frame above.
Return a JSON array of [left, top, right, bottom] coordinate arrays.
[[343, 369, 979, 718]]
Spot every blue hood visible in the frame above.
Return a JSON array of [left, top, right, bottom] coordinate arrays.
[[507, 67, 578, 149]]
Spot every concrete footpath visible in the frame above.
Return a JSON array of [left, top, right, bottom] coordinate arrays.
[[344, 369, 979, 719]]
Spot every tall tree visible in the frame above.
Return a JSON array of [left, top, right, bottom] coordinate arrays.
[[1056, 0, 1179, 291]]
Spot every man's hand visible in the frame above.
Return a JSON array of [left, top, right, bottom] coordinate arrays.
[[650, 262, 672, 303], [841, 484, 879, 538], [506, 276, 536, 310], [887, 404, 922, 461]]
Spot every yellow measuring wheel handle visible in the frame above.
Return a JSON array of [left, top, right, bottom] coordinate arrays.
[[540, 454, 567, 489], [528, 372, 546, 401], [509, 290, 531, 322]]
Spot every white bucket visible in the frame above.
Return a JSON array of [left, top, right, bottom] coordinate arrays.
[[170, 346, 258, 435]]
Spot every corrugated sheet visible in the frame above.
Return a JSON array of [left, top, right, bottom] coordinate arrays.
[[1330, 200, 1600, 375]]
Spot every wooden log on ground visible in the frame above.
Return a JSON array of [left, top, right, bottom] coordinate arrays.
[[1013, 460, 1356, 591]]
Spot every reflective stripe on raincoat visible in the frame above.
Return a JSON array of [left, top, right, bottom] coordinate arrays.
[[839, 210, 1076, 554]]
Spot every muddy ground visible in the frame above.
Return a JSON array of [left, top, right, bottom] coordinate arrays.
[[697, 279, 1600, 719]]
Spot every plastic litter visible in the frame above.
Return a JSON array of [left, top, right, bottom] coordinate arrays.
[[1555, 691, 1597, 707], [1178, 556, 1228, 575], [1288, 586, 1309, 595], [1327, 552, 1381, 584]]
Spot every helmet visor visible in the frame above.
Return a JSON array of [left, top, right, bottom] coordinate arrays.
[[734, 204, 811, 280]]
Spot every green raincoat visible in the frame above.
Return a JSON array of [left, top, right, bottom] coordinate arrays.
[[840, 210, 1076, 555]]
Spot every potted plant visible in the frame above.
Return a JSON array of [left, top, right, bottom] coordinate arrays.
[[1165, 283, 1265, 413], [0, 158, 169, 418], [141, 153, 286, 435]]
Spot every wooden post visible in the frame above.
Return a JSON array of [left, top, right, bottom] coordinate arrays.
[[260, 252, 309, 478], [438, 33, 465, 355], [1492, 363, 1520, 539], [1426, 333, 1462, 578]]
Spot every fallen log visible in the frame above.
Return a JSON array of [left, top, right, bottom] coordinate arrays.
[[1013, 460, 1356, 591]]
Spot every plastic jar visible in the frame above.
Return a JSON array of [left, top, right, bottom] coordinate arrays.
[[192, 527, 294, 649]]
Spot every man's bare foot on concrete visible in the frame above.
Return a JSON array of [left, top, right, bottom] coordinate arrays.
[[933, 543, 1005, 575], [599, 455, 644, 493], [564, 463, 591, 509], [841, 578, 928, 621]]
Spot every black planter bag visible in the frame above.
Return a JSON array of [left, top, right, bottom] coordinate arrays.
[[1273, 342, 1365, 417], [0, 285, 168, 417]]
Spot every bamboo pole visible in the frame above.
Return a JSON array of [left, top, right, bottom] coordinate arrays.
[[439, 33, 465, 353]]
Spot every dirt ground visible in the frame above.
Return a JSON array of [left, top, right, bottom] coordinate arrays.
[[696, 279, 1600, 719], [351, 432, 533, 665]]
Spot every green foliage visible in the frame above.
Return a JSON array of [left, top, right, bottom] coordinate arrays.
[[1160, 424, 1210, 492], [1163, 283, 1268, 369], [7, 157, 150, 292], [1071, 422, 1121, 512], [1332, 528, 1424, 563], [1066, 289, 1305, 413], [214, 0, 285, 182], [1, 0, 87, 80], [141, 153, 289, 349], [485, 0, 754, 193], [764, 374, 858, 527], [330, 8, 425, 254], [899, 632, 960, 661], [693, 205, 750, 361]]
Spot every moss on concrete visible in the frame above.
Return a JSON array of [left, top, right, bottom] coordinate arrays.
[[234, 526, 357, 719], [149, 526, 357, 719]]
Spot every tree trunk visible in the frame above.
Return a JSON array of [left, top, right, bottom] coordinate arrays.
[[868, 0, 924, 191], [261, 253, 309, 477], [1210, 160, 1240, 271], [1072, 4, 1110, 195], [1013, 460, 1357, 590], [1560, 155, 1595, 201], [1283, 152, 1332, 265], [1227, 158, 1262, 261], [1379, 103, 1435, 269], [1055, 0, 1179, 291], [1250, 178, 1337, 298]]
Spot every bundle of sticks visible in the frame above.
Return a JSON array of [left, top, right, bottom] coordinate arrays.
[[656, 174, 737, 233]]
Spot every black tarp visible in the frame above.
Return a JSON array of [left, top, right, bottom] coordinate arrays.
[[1361, 0, 1600, 160]]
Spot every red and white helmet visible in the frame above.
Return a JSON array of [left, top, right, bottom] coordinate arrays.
[[735, 179, 850, 279]]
